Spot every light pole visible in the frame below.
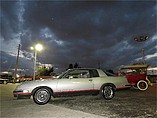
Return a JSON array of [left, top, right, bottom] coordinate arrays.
[[30, 43, 43, 80], [134, 35, 148, 63]]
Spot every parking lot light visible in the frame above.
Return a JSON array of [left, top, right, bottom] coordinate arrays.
[[35, 44, 43, 51], [30, 43, 43, 80]]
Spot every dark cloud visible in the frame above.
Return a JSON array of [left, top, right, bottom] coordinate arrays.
[[0, 51, 33, 74], [1, 1, 156, 74]]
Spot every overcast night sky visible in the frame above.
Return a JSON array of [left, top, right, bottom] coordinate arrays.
[[0, 0, 157, 74]]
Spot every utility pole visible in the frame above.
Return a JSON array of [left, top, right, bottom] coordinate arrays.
[[14, 44, 21, 83]]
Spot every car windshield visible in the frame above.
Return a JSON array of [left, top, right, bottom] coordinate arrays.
[[57, 70, 69, 79]]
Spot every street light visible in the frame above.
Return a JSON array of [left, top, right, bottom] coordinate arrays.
[[134, 36, 148, 42], [30, 43, 43, 80], [134, 35, 148, 63]]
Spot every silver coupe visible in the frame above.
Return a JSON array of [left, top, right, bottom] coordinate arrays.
[[13, 68, 129, 105]]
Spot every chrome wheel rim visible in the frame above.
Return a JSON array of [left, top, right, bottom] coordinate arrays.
[[36, 89, 50, 103], [103, 86, 113, 99]]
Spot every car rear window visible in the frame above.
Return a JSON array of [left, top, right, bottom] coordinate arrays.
[[89, 69, 99, 77]]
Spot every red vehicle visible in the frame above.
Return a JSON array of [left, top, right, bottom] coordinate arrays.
[[119, 64, 152, 91]]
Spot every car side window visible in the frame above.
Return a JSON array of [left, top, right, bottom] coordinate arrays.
[[79, 71, 90, 78], [65, 70, 90, 79]]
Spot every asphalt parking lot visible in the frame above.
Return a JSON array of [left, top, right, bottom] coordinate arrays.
[[51, 84, 157, 118], [0, 83, 157, 118]]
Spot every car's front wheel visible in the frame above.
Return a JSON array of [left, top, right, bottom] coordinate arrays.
[[33, 88, 51, 105], [101, 85, 115, 100]]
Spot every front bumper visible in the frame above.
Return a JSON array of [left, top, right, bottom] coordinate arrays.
[[13, 90, 31, 98]]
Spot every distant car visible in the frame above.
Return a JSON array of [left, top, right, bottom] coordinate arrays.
[[0, 74, 13, 84], [13, 68, 129, 105], [119, 64, 152, 91], [0, 78, 9, 84]]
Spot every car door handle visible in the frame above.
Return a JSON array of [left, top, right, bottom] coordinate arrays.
[[89, 79, 93, 81]]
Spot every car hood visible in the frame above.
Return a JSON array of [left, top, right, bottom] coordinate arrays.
[[24, 78, 58, 85], [24, 78, 57, 84], [16, 78, 58, 90]]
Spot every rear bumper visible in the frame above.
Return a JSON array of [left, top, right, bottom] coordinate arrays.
[[13, 90, 31, 98]]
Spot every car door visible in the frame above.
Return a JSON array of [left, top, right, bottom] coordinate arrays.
[[56, 69, 94, 95]]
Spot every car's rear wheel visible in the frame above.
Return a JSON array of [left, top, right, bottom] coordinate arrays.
[[137, 80, 148, 91], [101, 85, 115, 100], [33, 88, 51, 105]]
